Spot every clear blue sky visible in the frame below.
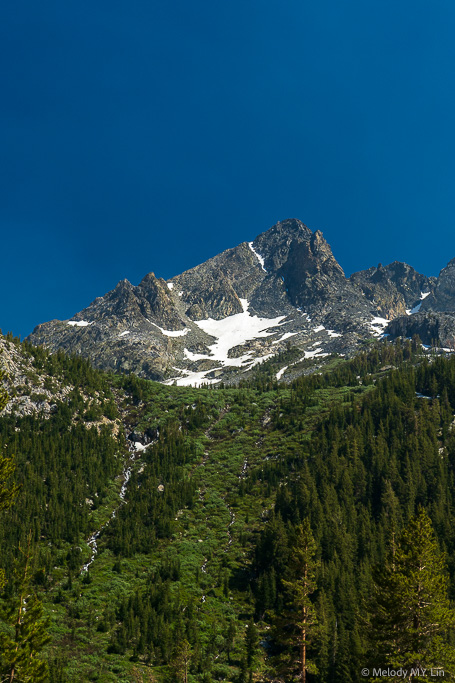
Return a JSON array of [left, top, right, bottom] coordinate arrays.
[[2, 1, 455, 338]]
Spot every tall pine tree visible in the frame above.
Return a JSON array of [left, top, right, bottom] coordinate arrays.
[[273, 519, 319, 683], [0, 374, 18, 594], [0, 373, 18, 518], [370, 508, 455, 681], [0, 533, 50, 683]]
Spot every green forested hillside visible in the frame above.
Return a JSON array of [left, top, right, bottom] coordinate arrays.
[[1, 335, 455, 681]]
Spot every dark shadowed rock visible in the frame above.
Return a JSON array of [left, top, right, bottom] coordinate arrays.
[[386, 311, 455, 349], [251, 218, 313, 272], [421, 258, 455, 313]]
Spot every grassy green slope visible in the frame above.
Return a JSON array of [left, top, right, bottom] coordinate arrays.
[[3, 335, 455, 681], [34, 354, 377, 681]]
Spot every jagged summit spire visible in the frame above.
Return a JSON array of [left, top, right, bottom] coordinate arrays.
[[251, 218, 314, 272], [256, 218, 313, 242]]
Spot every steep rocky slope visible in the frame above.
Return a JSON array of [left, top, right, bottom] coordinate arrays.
[[385, 311, 455, 349], [350, 261, 436, 318], [420, 258, 455, 313], [0, 335, 69, 417], [27, 219, 455, 384], [381, 258, 455, 348]]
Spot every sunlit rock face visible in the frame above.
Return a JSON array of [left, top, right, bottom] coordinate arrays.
[[419, 258, 455, 313], [350, 261, 436, 320], [27, 219, 455, 385], [382, 258, 455, 348]]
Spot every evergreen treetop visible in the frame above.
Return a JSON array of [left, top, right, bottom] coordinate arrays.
[[370, 508, 455, 681]]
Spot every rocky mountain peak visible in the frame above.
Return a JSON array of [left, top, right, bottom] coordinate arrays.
[[310, 230, 344, 272], [438, 258, 455, 280], [275, 227, 352, 312], [26, 218, 455, 385], [137, 272, 184, 329], [252, 218, 313, 272], [350, 261, 435, 319], [267, 217, 312, 239], [421, 258, 455, 313], [116, 278, 133, 289]]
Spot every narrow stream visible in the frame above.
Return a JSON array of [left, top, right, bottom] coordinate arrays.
[[226, 510, 235, 548], [239, 458, 248, 479], [81, 440, 153, 573]]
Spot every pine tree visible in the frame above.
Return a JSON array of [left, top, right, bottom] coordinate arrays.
[[245, 619, 259, 675], [274, 519, 319, 683], [0, 448, 18, 595], [0, 376, 19, 595], [370, 508, 455, 681], [0, 533, 50, 683], [224, 620, 236, 664], [0, 377, 18, 518], [172, 639, 191, 683], [0, 450, 16, 516], [0, 371, 6, 414], [131, 665, 157, 682]]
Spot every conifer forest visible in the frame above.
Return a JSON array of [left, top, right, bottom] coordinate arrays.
[[2, 334, 455, 682]]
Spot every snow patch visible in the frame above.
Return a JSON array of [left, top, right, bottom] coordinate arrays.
[[119, 330, 130, 337], [192, 299, 285, 364], [248, 242, 267, 272], [184, 348, 208, 362], [276, 366, 288, 380], [67, 320, 93, 327], [304, 347, 328, 359], [165, 300, 284, 386], [406, 303, 422, 315], [150, 321, 189, 337], [407, 292, 431, 315], [134, 442, 153, 452], [246, 354, 274, 369], [312, 325, 341, 338], [163, 367, 222, 388], [272, 331, 299, 344], [167, 282, 174, 290], [369, 317, 389, 337]]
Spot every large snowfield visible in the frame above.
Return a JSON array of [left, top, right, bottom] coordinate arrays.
[[165, 299, 286, 386]]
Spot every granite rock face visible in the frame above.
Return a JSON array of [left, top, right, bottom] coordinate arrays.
[[383, 259, 455, 347], [385, 312, 455, 349], [0, 336, 70, 418], [420, 258, 455, 313], [27, 219, 455, 384], [350, 262, 435, 319]]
